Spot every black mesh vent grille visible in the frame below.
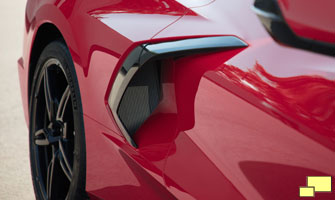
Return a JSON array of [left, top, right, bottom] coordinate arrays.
[[117, 62, 161, 136]]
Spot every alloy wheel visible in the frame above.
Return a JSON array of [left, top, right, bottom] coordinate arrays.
[[31, 58, 75, 200]]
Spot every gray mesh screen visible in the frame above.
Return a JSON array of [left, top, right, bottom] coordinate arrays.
[[117, 62, 161, 136]]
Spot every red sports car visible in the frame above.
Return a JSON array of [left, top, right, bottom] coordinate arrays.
[[18, 0, 335, 199]]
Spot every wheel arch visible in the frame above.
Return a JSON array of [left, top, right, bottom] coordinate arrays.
[[27, 2, 80, 108], [28, 23, 64, 103]]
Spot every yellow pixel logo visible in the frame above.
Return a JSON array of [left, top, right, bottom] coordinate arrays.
[[299, 176, 332, 197]]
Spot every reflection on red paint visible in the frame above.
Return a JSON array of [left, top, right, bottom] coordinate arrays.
[[216, 63, 335, 137], [277, 0, 335, 44], [88, 0, 196, 17]]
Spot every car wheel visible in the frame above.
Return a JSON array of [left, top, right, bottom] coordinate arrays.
[[29, 40, 87, 200]]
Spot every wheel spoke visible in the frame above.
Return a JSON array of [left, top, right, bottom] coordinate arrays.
[[56, 86, 70, 121], [35, 129, 49, 146], [58, 140, 73, 181], [44, 68, 57, 121], [35, 128, 61, 146], [62, 122, 68, 139], [46, 148, 56, 199]]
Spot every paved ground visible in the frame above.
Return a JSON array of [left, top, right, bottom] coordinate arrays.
[[0, 1, 35, 199]]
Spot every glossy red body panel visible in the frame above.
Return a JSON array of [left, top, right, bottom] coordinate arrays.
[[19, 0, 335, 199], [277, 0, 335, 44]]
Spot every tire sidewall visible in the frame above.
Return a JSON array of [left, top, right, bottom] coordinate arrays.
[[29, 40, 86, 200]]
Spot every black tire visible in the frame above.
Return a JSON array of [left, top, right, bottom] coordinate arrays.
[[29, 40, 87, 200]]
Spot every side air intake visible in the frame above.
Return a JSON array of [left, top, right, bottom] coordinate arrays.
[[108, 36, 248, 147]]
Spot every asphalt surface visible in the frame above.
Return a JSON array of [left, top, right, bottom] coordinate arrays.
[[0, 1, 35, 199]]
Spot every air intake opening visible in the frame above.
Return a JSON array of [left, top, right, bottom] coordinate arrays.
[[117, 62, 162, 137]]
